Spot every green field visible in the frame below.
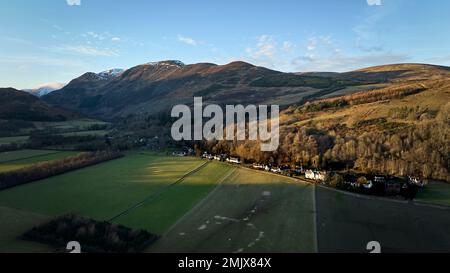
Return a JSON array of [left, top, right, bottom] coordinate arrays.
[[114, 162, 234, 234], [0, 154, 204, 220], [148, 168, 316, 253], [60, 130, 110, 137], [316, 185, 450, 252], [0, 149, 79, 172], [416, 181, 450, 206], [0, 136, 29, 145], [0, 154, 237, 252], [0, 207, 52, 253], [33, 119, 109, 131], [0, 153, 317, 253], [2, 152, 447, 253]]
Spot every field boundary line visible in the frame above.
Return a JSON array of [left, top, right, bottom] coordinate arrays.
[[160, 167, 238, 237], [412, 200, 450, 210], [0, 151, 64, 164], [315, 184, 410, 204], [108, 161, 210, 222], [312, 184, 318, 253]]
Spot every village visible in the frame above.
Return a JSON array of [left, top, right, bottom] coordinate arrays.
[[172, 148, 426, 200]]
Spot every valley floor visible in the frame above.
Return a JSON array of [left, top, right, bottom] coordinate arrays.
[[147, 168, 315, 253], [0, 151, 449, 253]]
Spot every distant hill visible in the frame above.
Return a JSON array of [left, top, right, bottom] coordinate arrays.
[[0, 88, 80, 122], [23, 83, 66, 97]]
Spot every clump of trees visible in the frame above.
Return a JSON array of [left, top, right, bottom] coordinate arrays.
[[23, 214, 158, 253], [0, 151, 123, 190]]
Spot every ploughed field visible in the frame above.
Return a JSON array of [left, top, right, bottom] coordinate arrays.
[[0, 150, 449, 253], [316, 186, 450, 253]]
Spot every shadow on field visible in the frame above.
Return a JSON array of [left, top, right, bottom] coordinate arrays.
[[316, 186, 450, 253]]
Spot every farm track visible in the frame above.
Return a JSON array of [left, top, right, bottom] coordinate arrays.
[[108, 161, 210, 222]]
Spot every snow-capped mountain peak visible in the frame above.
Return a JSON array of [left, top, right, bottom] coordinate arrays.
[[23, 82, 66, 97], [96, 68, 125, 80], [145, 60, 185, 68]]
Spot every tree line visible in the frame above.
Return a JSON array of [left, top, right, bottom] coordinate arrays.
[[0, 151, 123, 190]]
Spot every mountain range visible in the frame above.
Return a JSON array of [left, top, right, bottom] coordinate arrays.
[[1, 60, 449, 123], [39, 60, 449, 121]]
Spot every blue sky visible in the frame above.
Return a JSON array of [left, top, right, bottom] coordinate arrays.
[[0, 0, 449, 89]]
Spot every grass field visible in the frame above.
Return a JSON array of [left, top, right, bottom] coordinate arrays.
[[113, 162, 234, 234], [60, 130, 110, 137], [1, 153, 447, 253], [0, 136, 29, 145], [0, 207, 53, 253], [0, 154, 236, 252], [33, 119, 109, 131], [0, 154, 204, 220], [148, 168, 316, 253], [316, 185, 450, 252], [415, 181, 450, 206], [0, 149, 79, 172]]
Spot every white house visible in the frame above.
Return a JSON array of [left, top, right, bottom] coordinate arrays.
[[305, 170, 328, 181], [271, 167, 282, 174], [253, 163, 265, 170], [227, 157, 241, 164]]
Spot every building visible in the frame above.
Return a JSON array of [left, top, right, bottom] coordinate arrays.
[[305, 170, 329, 182], [270, 167, 282, 174], [385, 181, 402, 195], [202, 152, 213, 160], [252, 163, 265, 170], [172, 151, 186, 157], [227, 157, 241, 164], [374, 176, 386, 183], [408, 176, 425, 188]]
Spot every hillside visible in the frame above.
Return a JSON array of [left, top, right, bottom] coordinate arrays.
[[0, 88, 82, 137], [199, 63, 450, 182], [0, 88, 79, 122]]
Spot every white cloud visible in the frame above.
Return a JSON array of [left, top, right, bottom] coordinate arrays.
[[66, 0, 81, 6], [177, 35, 197, 46], [0, 55, 85, 67], [307, 37, 317, 51], [244, 35, 293, 69], [62, 45, 119, 57], [367, 0, 382, 6], [292, 51, 409, 72], [84, 31, 105, 40], [282, 41, 293, 53], [247, 35, 276, 59], [306, 35, 332, 52], [111, 37, 121, 42]]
